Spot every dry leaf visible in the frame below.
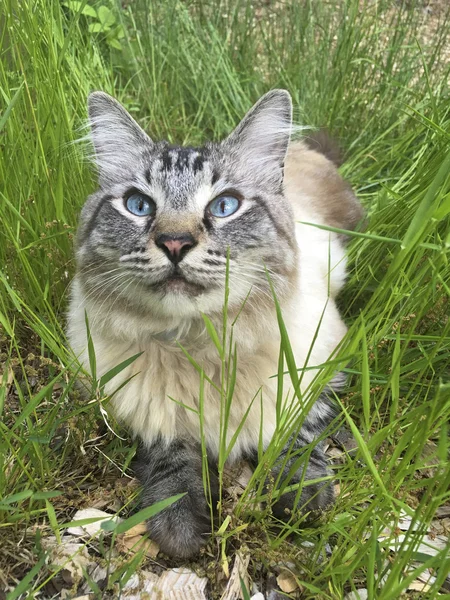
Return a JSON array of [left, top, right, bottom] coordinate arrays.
[[420, 441, 439, 477], [327, 447, 345, 461], [344, 591, 368, 600], [117, 533, 159, 559], [387, 532, 448, 557], [221, 552, 250, 600], [435, 506, 450, 518], [66, 507, 121, 538], [84, 564, 108, 587], [118, 571, 160, 599], [430, 518, 450, 536], [236, 463, 253, 489], [376, 509, 449, 558], [407, 581, 432, 592], [0, 367, 14, 391], [157, 568, 208, 600], [122, 522, 148, 537], [396, 511, 420, 532], [116, 520, 159, 558], [225, 462, 254, 498], [276, 571, 299, 594], [90, 495, 111, 510], [42, 537, 94, 585], [406, 564, 436, 587]]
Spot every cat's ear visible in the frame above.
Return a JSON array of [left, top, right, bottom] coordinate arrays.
[[87, 92, 153, 186], [225, 90, 292, 179]]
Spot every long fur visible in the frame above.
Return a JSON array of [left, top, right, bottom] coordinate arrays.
[[68, 90, 363, 557]]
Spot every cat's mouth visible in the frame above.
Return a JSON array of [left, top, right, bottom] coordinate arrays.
[[154, 270, 206, 296]]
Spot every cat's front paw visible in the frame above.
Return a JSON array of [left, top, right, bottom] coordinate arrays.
[[146, 492, 212, 558], [133, 439, 217, 558]]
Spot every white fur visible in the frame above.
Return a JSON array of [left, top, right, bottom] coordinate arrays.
[[67, 183, 347, 461]]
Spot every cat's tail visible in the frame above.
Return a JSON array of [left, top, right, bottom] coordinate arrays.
[[303, 130, 344, 167]]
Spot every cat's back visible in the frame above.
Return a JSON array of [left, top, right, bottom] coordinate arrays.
[[283, 139, 362, 300], [284, 138, 363, 232]]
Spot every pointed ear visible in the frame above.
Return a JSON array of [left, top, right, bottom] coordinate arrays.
[[224, 90, 292, 180], [87, 92, 153, 186]]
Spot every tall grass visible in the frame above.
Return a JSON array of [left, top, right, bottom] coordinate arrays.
[[1, 0, 449, 597]]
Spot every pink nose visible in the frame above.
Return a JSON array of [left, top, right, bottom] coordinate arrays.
[[155, 233, 196, 264]]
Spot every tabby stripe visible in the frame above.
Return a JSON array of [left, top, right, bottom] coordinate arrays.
[[80, 194, 113, 245], [149, 461, 189, 484], [252, 195, 296, 251], [192, 154, 205, 174]]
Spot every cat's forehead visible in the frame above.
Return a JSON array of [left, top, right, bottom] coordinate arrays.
[[156, 144, 209, 174], [147, 142, 219, 209]]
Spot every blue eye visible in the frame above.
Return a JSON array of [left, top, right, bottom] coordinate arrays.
[[125, 193, 155, 217], [208, 195, 240, 218]]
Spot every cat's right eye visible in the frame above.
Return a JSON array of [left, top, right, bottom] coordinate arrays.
[[125, 193, 156, 217]]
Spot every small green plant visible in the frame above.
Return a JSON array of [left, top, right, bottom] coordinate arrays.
[[63, 1, 125, 49]]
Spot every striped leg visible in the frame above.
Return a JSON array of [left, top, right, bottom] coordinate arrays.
[[133, 438, 218, 558], [267, 431, 334, 519]]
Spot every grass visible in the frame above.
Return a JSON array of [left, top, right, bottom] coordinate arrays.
[[1, 0, 450, 597]]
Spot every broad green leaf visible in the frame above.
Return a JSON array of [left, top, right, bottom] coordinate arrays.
[[0, 490, 33, 505], [97, 5, 116, 27], [107, 38, 122, 50], [88, 22, 104, 33], [63, 1, 97, 18], [101, 493, 186, 534], [32, 491, 62, 500]]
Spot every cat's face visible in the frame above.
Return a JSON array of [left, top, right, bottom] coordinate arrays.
[[76, 91, 297, 320]]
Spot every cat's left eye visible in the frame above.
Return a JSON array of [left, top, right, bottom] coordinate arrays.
[[208, 195, 240, 218], [125, 193, 156, 217]]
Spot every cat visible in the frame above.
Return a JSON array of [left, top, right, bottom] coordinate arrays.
[[68, 89, 363, 558]]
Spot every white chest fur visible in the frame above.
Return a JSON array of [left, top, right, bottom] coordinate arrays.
[[68, 209, 348, 459]]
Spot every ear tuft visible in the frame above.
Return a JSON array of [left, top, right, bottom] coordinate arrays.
[[224, 90, 293, 179], [87, 92, 153, 186]]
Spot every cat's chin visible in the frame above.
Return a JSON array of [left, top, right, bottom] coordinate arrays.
[[159, 274, 205, 297]]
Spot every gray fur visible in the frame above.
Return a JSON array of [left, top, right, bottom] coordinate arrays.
[[133, 439, 218, 558]]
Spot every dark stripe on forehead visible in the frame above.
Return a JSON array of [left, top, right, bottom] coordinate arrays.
[[192, 154, 205, 174], [145, 167, 152, 184], [160, 146, 173, 171], [158, 144, 208, 174], [211, 169, 220, 185]]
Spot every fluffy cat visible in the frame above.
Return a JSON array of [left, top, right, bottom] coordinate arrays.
[[68, 90, 362, 558]]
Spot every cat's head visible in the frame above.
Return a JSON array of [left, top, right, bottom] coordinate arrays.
[[76, 90, 298, 321]]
